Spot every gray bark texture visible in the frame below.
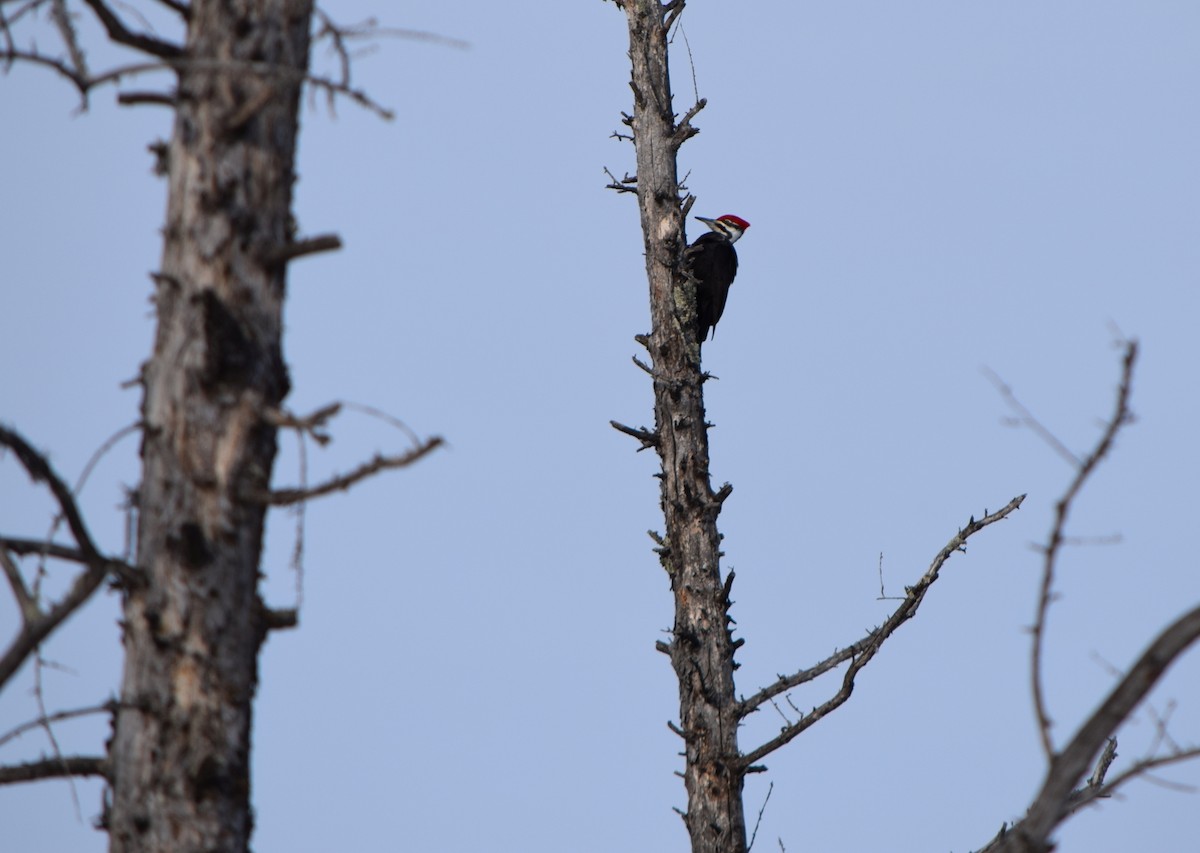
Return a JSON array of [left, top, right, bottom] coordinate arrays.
[[107, 3, 314, 851], [618, 3, 747, 852]]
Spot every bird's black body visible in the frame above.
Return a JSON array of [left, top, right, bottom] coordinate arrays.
[[687, 231, 740, 344]]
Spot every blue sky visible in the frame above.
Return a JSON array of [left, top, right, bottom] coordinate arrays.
[[2, 2, 1199, 851]]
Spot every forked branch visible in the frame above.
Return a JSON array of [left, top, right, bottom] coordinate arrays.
[[0, 14, 399, 118], [974, 340, 1200, 853], [738, 494, 1026, 769], [979, 605, 1200, 853], [0, 425, 130, 689]]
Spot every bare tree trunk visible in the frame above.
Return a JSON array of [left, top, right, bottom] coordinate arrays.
[[617, 3, 747, 852], [107, 3, 313, 850]]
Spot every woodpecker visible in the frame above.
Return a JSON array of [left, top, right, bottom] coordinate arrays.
[[686, 214, 750, 344]]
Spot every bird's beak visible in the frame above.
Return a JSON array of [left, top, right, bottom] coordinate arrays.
[[695, 216, 719, 232]]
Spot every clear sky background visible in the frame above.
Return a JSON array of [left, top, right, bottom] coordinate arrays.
[[2, 2, 1199, 851]]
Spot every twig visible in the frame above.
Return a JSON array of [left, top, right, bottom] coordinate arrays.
[[0, 700, 118, 749], [875, 551, 903, 600], [49, 0, 88, 86], [341, 401, 424, 448], [30, 649, 82, 818], [315, 13, 468, 53], [314, 8, 351, 89], [747, 781, 773, 852], [306, 11, 463, 118], [72, 421, 140, 499], [983, 366, 1080, 467], [265, 401, 341, 445], [289, 421, 308, 610], [265, 438, 444, 506]]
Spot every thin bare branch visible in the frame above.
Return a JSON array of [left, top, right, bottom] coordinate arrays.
[[747, 781, 773, 852], [306, 10, 461, 120], [265, 401, 341, 445], [0, 755, 108, 785], [265, 437, 444, 506], [0, 537, 135, 580], [738, 495, 1026, 766], [983, 365, 1080, 467], [314, 12, 469, 52], [0, 51, 395, 118], [149, 0, 188, 16], [0, 700, 118, 749], [0, 1, 54, 23], [0, 47, 90, 94], [314, 7, 350, 85], [26, 651, 81, 819], [288, 417, 308, 608], [1031, 340, 1137, 758], [0, 425, 104, 569], [79, 0, 180, 57], [73, 421, 140, 498], [49, 0, 88, 84], [0, 546, 38, 623], [341, 401, 425, 448]]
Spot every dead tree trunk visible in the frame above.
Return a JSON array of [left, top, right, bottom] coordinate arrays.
[[616, 3, 747, 852], [107, 3, 313, 850]]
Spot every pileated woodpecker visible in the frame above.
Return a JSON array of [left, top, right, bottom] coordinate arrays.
[[686, 214, 750, 344]]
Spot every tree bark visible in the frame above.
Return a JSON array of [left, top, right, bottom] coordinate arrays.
[[618, 3, 747, 852], [107, 3, 313, 851]]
